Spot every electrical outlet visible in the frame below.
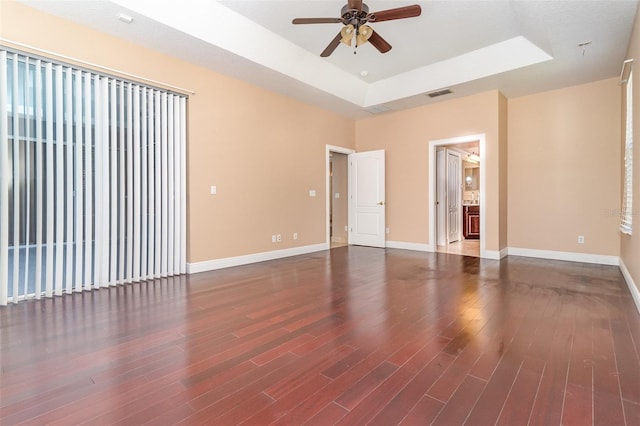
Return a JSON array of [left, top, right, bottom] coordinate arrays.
[[277, 234, 282, 242], [272, 235, 276, 243], [293, 232, 298, 240], [386, 227, 390, 234], [577, 235, 585, 244]]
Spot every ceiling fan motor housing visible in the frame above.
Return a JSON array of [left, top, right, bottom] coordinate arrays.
[[341, 3, 370, 26]]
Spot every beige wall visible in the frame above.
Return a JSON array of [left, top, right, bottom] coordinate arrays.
[[0, 1, 355, 264], [331, 154, 348, 243], [507, 78, 621, 256], [354, 91, 503, 252], [621, 6, 640, 293]]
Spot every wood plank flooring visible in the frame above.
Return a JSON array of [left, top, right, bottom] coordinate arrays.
[[1, 246, 639, 425]]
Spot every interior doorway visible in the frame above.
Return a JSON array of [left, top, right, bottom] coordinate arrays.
[[430, 135, 485, 258], [326, 145, 355, 249], [325, 145, 386, 250], [329, 152, 349, 248]]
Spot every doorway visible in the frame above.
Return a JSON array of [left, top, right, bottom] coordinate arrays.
[[430, 135, 485, 258], [329, 152, 348, 248], [326, 145, 355, 249], [436, 148, 463, 246], [325, 145, 386, 250]]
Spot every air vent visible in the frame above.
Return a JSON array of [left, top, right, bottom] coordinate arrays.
[[427, 88, 453, 98], [363, 104, 391, 115]]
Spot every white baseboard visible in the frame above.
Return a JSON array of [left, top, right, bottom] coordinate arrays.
[[187, 243, 329, 274], [187, 243, 635, 314], [620, 258, 640, 315], [386, 240, 433, 252], [483, 249, 505, 260], [507, 247, 619, 266]]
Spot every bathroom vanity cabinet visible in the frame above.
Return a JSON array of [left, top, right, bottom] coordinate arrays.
[[463, 205, 480, 239]]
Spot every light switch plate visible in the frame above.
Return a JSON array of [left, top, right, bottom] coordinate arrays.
[[210, 185, 217, 195]]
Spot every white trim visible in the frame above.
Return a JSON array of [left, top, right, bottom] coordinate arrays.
[[428, 134, 487, 258], [483, 249, 506, 260], [326, 144, 355, 246], [507, 247, 619, 266], [187, 243, 329, 274], [386, 241, 432, 252], [619, 258, 640, 314]]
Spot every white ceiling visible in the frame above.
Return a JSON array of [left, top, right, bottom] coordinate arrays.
[[17, 0, 639, 118]]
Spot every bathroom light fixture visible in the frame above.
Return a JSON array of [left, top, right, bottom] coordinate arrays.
[[467, 153, 480, 164]]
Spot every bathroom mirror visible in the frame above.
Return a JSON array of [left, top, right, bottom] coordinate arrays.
[[464, 167, 479, 190]]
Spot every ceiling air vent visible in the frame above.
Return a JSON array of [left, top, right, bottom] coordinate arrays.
[[363, 104, 392, 115], [427, 88, 452, 98]]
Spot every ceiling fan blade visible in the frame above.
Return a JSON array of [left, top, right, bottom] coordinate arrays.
[[347, 0, 363, 11], [292, 17, 344, 24], [369, 5, 421, 22], [321, 32, 343, 57], [368, 30, 392, 54]]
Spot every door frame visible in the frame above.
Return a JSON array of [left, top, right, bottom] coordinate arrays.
[[428, 134, 486, 258], [326, 145, 355, 246]]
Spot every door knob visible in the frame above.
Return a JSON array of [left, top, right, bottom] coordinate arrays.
[[377, 201, 385, 206]]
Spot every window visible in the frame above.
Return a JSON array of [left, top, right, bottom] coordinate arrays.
[[621, 70, 633, 235], [0, 49, 187, 305]]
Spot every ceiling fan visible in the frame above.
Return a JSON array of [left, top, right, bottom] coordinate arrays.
[[292, 0, 421, 57]]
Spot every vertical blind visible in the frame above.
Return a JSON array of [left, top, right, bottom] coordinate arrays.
[[621, 70, 633, 235], [0, 49, 187, 305]]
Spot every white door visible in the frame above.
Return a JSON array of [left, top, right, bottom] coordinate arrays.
[[349, 150, 385, 248], [447, 150, 461, 243]]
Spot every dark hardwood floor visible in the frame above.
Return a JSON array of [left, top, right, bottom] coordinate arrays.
[[1, 246, 639, 425]]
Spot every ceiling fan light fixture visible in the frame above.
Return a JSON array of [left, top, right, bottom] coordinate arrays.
[[340, 24, 355, 46], [293, 3, 422, 57], [356, 25, 373, 46]]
